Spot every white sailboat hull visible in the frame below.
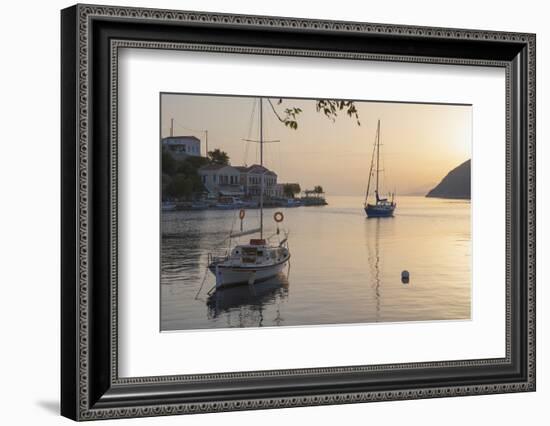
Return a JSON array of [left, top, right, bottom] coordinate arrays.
[[206, 98, 292, 290], [211, 260, 288, 288]]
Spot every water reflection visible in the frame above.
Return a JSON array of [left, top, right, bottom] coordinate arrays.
[[160, 196, 471, 331], [206, 273, 290, 327], [366, 218, 382, 321]]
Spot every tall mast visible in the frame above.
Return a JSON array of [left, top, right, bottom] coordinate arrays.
[[365, 122, 378, 204], [259, 98, 264, 239], [375, 119, 380, 202]]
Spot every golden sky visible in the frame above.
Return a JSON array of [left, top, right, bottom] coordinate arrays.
[[161, 94, 471, 196]]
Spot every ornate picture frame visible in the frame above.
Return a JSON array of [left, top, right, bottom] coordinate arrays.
[[61, 4, 535, 420]]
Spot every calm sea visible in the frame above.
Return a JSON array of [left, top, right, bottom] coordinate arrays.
[[160, 196, 471, 331]]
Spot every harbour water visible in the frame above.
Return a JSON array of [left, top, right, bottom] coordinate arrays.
[[160, 196, 471, 331]]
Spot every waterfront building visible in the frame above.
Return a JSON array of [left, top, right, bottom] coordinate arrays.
[[235, 164, 278, 198], [162, 135, 201, 157], [198, 164, 244, 197]]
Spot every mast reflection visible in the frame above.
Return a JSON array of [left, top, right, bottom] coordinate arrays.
[[366, 218, 382, 321], [206, 273, 289, 327]]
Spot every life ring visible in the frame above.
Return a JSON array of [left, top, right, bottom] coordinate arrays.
[[274, 211, 284, 223], [239, 209, 246, 220]]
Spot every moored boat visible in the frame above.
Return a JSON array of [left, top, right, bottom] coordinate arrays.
[[284, 198, 302, 207], [215, 196, 245, 210], [364, 120, 396, 218], [161, 201, 177, 211], [207, 97, 291, 288], [208, 238, 290, 287]]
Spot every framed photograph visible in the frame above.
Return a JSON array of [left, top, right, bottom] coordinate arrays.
[[61, 4, 536, 421]]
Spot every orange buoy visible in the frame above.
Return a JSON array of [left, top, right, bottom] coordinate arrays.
[[274, 211, 284, 223], [239, 209, 246, 220]]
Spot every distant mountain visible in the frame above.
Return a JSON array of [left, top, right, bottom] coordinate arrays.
[[426, 160, 471, 199]]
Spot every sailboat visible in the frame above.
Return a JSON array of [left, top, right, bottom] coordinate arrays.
[[364, 119, 396, 218], [207, 98, 291, 288]]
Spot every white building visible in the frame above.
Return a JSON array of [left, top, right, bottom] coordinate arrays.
[[162, 135, 201, 157], [198, 164, 244, 196], [235, 165, 278, 197]]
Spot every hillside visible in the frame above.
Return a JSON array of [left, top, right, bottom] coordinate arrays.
[[426, 159, 471, 199]]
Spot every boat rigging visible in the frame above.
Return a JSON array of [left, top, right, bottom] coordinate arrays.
[[364, 119, 396, 218], [207, 98, 291, 288]]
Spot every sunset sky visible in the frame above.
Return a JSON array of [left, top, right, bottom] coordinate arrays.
[[161, 94, 472, 196]]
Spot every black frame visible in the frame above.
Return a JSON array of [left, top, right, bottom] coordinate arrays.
[[61, 4, 536, 421]]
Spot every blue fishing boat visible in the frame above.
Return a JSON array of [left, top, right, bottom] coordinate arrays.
[[364, 120, 396, 218]]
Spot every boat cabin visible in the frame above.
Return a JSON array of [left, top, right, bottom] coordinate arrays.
[[230, 240, 286, 265]]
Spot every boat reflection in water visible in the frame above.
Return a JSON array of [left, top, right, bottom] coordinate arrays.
[[161, 196, 471, 331], [365, 218, 382, 322], [206, 272, 289, 327]]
